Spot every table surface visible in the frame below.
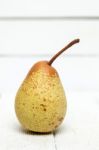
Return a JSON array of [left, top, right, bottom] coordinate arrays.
[[0, 91, 99, 150], [0, 57, 99, 150]]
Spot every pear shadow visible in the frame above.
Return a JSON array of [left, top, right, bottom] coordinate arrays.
[[13, 123, 52, 136], [53, 125, 67, 136], [12, 120, 68, 136]]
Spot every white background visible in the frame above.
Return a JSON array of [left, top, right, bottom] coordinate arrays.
[[0, 0, 99, 150], [0, 0, 99, 16]]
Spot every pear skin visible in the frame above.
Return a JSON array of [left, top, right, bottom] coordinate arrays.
[[15, 39, 80, 133], [15, 61, 66, 132]]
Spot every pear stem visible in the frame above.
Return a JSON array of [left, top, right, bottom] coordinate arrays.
[[48, 39, 80, 65]]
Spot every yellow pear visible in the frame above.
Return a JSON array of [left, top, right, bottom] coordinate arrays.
[[15, 39, 80, 133]]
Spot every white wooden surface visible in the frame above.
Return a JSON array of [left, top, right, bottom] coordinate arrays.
[[55, 92, 99, 150], [0, 91, 99, 150], [0, 0, 99, 16], [0, 93, 55, 150], [0, 20, 99, 55]]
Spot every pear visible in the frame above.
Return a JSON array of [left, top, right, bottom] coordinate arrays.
[[15, 39, 80, 133]]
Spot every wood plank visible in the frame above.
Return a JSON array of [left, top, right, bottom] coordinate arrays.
[[0, 56, 99, 93], [54, 91, 99, 150], [0, 20, 99, 55], [0, 93, 55, 150], [0, 0, 99, 16]]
